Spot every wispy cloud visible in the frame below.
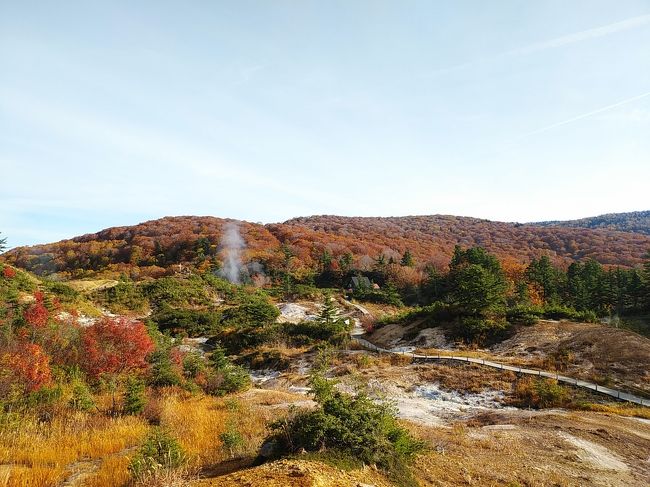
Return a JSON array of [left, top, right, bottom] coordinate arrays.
[[507, 14, 650, 56], [518, 90, 650, 138], [425, 13, 650, 78], [0, 91, 362, 214]]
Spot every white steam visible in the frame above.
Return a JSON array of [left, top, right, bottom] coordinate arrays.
[[219, 222, 248, 284]]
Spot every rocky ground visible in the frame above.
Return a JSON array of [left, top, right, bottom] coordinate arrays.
[[190, 303, 650, 486]]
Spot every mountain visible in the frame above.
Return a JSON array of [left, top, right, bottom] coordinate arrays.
[[532, 210, 650, 236], [3, 213, 650, 278]]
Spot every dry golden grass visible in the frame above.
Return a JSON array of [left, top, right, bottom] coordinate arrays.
[[0, 387, 282, 487], [65, 279, 119, 293], [577, 402, 650, 419], [0, 410, 147, 487], [82, 455, 132, 487], [158, 390, 271, 466]]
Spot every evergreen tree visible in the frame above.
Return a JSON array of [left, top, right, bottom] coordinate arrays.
[[338, 252, 354, 275], [400, 249, 414, 267], [209, 344, 230, 371], [319, 249, 333, 272], [420, 266, 444, 304], [643, 250, 650, 310], [123, 376, 146, 415], [374, 253, 387, 272], [149, 349, 182, 387], [626, 269, 644, 311], [526, 256, 562, 304], [317, 293, 344, 327], [0, 233, 6, 253], [281, 245, 295, 298], [447, 247, 508, 340]]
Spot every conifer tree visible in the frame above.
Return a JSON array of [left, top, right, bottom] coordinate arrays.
[[123, 376, 146, 415], [400, 249, 414, 267]]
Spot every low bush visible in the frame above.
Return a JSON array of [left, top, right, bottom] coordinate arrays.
[[541, 304, 597, 322], [453, 316, 509, 343], [69, 380, 95, 411], [151, 307, 222, 337], [511, 377, 569, 408], [506, 305, 543, 325], [352, 288, 403, 307], [220, 295, 280, 328], [266, 373, 425, 486], [220, 422, 245, 458], [128, 427, 186, 480]]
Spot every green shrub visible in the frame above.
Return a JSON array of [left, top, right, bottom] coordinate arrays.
[[201, 345, 251, 396], [123, 376, 146, 415], [69, 381, 95, 411], [266, 373, 425, 487], [512, 377, 569, 409], [217, 324, 282, 354], [220, 422, 244, 458], [182, 352, 205, 378], [541, 304, 597, 322], [221, 295, 280, 328], [95, 281, 148, 313], [216, 365, 251, 396], [237, 349, 291, 370], [506, 305, 543, 325], [148, 349, 182, 387], [151, 307, 222, 337], [128, 428, 186, 479], [352, 288, 403, 307], [285, 320, 349, 346], [142, 276, 212, 308], [454, 316, 508, 342], [42, 280, 81, 303]]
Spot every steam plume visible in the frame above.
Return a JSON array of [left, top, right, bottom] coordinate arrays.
[[219, 222, 248, 284]]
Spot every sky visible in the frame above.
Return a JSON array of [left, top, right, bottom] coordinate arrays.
[[1, 1, 650, 248]]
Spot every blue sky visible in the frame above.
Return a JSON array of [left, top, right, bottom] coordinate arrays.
[[2, 1, 650, 248]]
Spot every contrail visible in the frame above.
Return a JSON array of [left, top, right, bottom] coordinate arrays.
[[509, 14, 650, 56], [424, 13, 650, 78], [519, 90, 650, 138]]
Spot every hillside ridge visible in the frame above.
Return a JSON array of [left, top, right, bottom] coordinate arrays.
[[3, 212, 650, 277]]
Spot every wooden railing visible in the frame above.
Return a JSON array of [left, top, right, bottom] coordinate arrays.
[[351, 336, 650, 407]]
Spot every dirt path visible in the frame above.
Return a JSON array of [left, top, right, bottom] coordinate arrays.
[[60, 447, 136, 487]]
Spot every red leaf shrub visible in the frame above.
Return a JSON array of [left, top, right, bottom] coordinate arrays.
[[0, 342, 52, 394], [23, 302, 49, 328], [2, 266, 16, 278], [81, 317, 155, 379]]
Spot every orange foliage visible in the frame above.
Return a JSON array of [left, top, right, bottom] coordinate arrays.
[[81, 317, 155, 380], [3, 214, 649, 279], [0, 341, 52, 394]]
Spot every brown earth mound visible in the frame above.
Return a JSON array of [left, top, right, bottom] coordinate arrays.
[[193, 459, 392, 486], [492, 321, 650, 393]]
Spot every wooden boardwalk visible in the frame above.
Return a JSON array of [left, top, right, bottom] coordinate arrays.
[[351, 336, 650, 407]]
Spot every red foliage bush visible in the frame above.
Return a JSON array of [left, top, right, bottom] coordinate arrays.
[[81, 317, 155, 379], [0, 341, 52, 394], [23, 302, 49, 328], [2, 266, 16, 278]]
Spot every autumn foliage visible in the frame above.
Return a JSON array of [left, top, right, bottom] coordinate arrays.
[[81, 317, 155, 380], [0, 341, 52, 394], [3, 214, 650, 280], [2, 266, 16, 278], [23, 302, 49, 328]]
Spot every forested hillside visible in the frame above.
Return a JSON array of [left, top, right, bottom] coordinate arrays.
[[3, 214, 650, 279], [533, 210, 650, 236], [276, 214, 650, 268]]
